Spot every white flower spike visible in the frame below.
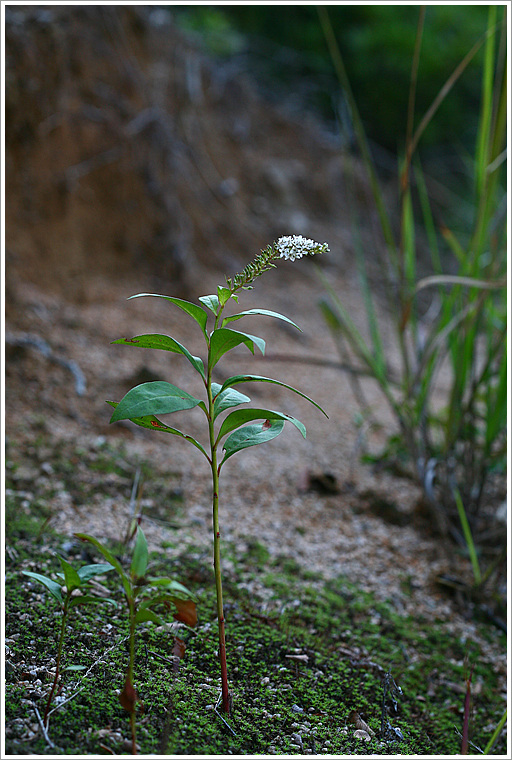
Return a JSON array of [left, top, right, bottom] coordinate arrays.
[[275, 235, 329, 261], [226, 235, 329, 292]]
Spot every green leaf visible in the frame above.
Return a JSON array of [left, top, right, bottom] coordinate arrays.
[[209, 328, 265, 368], [69, 594, 118, 609], [109, 382, 205, 423], [218, 408, 306, 441], [111, 334, 205, 378], [63, 665, 87, 672], [127, 294, 208, 334], [130, 526, 148, 580], [138, 593, 183, 613], [145, 577, 196, 600], [217, 286, 232, 307], [74, 534, 131, 599], [134, 608, 165, 626], [219, 374, 328, 417], [22, 571, 63, 604], [199, 294, 220, 314], [58, 557, 82, 592], [106, 402, 209, 459], [222, 419, 285, 463], [211, 383, 251, 418], [222, 308, 301, 331], [77, 563, 116, 583]]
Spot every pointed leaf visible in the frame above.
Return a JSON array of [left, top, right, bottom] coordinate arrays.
[[77, 563, 116, 583], [219, 374, 328, 417], [222, 419, 285, 463], [222, 308, 301, 331], [218, 408, 306, 441], [106, 402, 209, 459], [128, 293, 207, 334], [63, 665, 87, 672], [211, 382, 251, 417], [69, 594, 118, 609], [58, 556, 82, 592], [109, 382, 205, 422], [74, 534, 131, 598], [111, 334, 205, 378], [217, 286, 232, 307], [199, 294, 220, 314], [209, 328, 265, 368], [145, 577, 196, 599], [130, 526, 149, 580], [134, 608, 165, 626], [22, 571, 63, 604]]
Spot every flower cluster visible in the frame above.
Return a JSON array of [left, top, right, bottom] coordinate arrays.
[[275, 235, 330, 261], [226, 235, 329, 292]]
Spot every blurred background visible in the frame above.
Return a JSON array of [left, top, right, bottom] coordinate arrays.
[[5, 4, 496, 298]]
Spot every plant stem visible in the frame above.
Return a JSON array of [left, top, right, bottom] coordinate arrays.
[[43, 593, 70, 728], [207, 376, 230, 713], [206, 305, 230, 714], [212, 463, 229, 713], [128, 603, 138, 754]]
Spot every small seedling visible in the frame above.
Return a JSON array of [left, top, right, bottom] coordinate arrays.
[[75, 526, 197, 754], [22, 557, 116, 729], [107, 235, 329, 714]]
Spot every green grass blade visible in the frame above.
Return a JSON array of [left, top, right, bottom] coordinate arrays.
[[474, 5, 496, 198], [453, 488, 481, 585], [482, 709, 507, 754], [414, 160, 442, 274]]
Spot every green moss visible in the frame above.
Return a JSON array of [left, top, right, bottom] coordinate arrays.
[[4, 530, 507, 755]]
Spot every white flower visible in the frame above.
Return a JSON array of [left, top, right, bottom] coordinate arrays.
[[275, 235, 329, 261]]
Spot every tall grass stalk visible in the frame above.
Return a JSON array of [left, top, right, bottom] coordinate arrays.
[[317, 7, 507, 560]]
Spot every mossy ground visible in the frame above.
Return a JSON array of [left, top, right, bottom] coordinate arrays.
[[4, 435, 507, 755], [5, 526, 507, 756]]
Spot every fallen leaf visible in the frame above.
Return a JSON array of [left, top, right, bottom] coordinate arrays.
[[172, 599, 197, 627], [172, 636, 186, 659]]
